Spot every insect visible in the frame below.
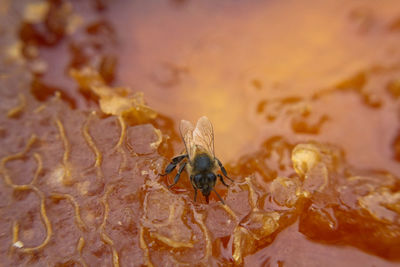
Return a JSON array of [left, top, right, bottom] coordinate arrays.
[[162, 116, 233, 204]]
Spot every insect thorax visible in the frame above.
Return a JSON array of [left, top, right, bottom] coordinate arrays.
[[192, 153, 215, 173]]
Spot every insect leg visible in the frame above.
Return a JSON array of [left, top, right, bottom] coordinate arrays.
[[212, 188, 225, 205], [172, 154, 188, 164], [217, 174, 229, 187], [193, 188, 198, 202], [216, 158, 234, 182], [160, 154, 187, 176], [168, 162, 187, 188], [189, 175, 198, 202]]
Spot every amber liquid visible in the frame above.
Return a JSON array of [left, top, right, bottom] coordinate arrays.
[[1, 0, 400, 266]]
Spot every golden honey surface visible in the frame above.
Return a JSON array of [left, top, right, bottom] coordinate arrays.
[[1, 0, 400, 266]]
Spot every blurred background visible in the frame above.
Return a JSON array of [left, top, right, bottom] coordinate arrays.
[[35, 0, 400, 173]]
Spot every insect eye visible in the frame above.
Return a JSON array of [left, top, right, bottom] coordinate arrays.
[[194, 174, 202, 186], [207, 173, 216, 182]]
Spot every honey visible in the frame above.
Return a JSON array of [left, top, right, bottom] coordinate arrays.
[[1, 0, 400, 266]]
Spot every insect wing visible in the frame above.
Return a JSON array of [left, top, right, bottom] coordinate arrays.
[[192, 116, 215, 158], [179, 119, 196, 160]]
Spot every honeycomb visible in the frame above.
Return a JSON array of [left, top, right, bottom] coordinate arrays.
[[1, 0, 400, 266]]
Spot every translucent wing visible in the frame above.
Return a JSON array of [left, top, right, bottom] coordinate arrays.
[[192, 116, 215, 158], [179, 119, 196, 160]]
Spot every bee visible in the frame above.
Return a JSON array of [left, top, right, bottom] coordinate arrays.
[[162, 116, 233, 204]]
